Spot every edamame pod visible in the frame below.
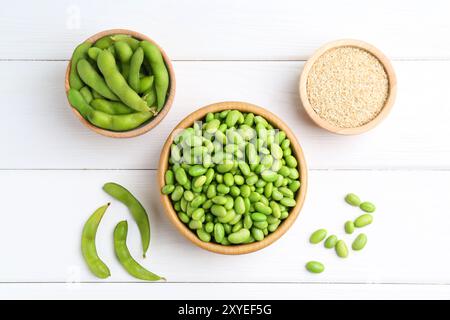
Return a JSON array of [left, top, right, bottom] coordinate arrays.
[[91, 99, 134, 115], [97, 50, 149, 112], [103, 182, 150, 257], [77, 59, 119, 101], [114, 221, 165, 281], [128, 47, 144, 92], [88, 47, 102, 61], [81, 203, 111, 279], [88, 109, 153, 131], [79, 86, 93, 104], [69, 41, 92, 90], [139, 76, 154, 94], [110, 34, 140, 50], [140, 40, 169, 110]]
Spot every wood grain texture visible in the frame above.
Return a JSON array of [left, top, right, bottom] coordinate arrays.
[[1, 169, 450, 284], [0, 0, 450, 60], [0, 60, 449, 169], [158, 102, 307, 255]]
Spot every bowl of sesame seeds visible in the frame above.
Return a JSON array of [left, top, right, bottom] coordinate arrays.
[[299, 39, 397, 135]]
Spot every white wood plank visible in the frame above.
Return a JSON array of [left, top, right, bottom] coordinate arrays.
[[1, 0, 450, 60], [1, 283, 449, 300], [1, 60, 450, 169], [0, 169, 449, 284]]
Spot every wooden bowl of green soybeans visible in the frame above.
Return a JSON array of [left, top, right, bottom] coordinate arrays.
[[65, 29, 176, 138], [158, 101, 308, 255]]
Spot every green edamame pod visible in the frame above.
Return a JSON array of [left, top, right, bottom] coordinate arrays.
[[79, 86, 93, 104], [140, 40, 169, 110], [91, 99, 134, 115], [88, 109, 152, 131], [139, 76, 154, 94], [81, 203, 111, 279], [110, 34, 140, 50], [114, 41, 133, 64], [69, 41, 92, 90], [68, 88, 95, 119], [97, 50, 150, 112], [114, 221, 165, 281], [94, 36, 113, 49], [143, 87, 157, 107], [103, 182, 150, 257], [77, 59, 119, 101], [88, 47, 102, 61], [128, 47, 144, 92]]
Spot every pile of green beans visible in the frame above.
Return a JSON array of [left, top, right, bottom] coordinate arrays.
[[68, 34, 170, 131], [161, 110, 302, 245]]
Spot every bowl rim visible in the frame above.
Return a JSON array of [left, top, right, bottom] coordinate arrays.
[[64, 28, 176, 138], [158, 101, 308, 255], [299, 39, 397, 135]]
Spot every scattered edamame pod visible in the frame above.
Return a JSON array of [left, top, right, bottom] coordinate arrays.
[[309, 229, 327, 244], [81, 203, 111, 279], [352, 233, 368, 251], [305, 261, 325, 274], [103, 182, 150, 257], [114, 221, 165, 281]]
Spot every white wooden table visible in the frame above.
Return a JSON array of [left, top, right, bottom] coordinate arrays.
[[1, 0, 450, 300]]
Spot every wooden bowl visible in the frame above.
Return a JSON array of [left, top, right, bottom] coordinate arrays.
[[64, 29, 176, 138], [299, 39, 397, 135], [158, 101, 308, 255]]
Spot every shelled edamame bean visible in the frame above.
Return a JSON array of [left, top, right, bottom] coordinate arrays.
[[161, 110, 302, 245], [67, 34, 170, 132]]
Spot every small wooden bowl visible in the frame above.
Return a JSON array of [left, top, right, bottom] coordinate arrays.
[[299, 39, 397, 135], [158, 101, 308, 255], [64, 29, 176, 138]]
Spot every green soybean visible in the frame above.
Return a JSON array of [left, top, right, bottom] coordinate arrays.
[[335, 240, 349, 258], [360, 201, 376, 213], [228, 229, 250, 244], [309, 229, 327, 244], [354, 214, 373, 228], [97, 49, 149, 112], [103, 182, 150, 258], [305, 261, 324, 274], [88, 47, 102, 61], [345, 193, 361, 206], [352, 233, 367, 251], [324, 235, 338, 249], [114, 221, 164, 281], [140, 40, 169, 110], [344, 220, 355, 234], [70, 41, 92, 90], [81, 203, 111, 279], [77, 59, 119, 101]]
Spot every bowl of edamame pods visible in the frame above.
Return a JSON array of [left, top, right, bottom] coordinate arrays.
[[159, 102, 308, 255], [65, 29, 176, 138]]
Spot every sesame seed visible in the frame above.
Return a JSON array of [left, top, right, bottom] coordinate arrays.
[[306, 46, 389, 128]]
